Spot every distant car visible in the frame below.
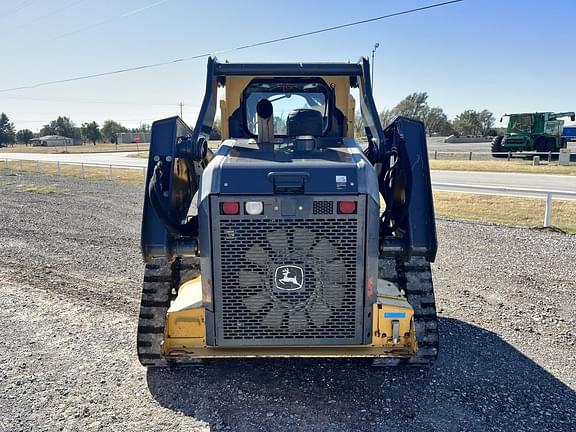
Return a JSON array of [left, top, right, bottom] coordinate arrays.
[[562, 126, 576, 142]]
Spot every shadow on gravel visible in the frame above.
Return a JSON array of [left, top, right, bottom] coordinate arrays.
[[147, 318, 576, 432]]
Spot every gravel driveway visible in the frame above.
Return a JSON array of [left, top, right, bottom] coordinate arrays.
[[0, 173, 574, 432]]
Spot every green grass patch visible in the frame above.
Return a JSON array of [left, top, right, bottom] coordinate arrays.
[[430, 160, 576, 175], [434, 192, 576, 234]]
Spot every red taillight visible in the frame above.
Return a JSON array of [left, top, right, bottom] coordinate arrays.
[[220, 201, 240, 215], [338, 200, 357, 214]]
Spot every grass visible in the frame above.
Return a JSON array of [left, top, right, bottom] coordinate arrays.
[[0, 160, 144, 183], [0, 143, 149, 154], [15, 183, 59, 194], [434, 192, 576, 234], [429, 159, 576, 175]]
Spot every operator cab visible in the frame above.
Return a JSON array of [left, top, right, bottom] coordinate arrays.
[[221, 76, 354, 156]]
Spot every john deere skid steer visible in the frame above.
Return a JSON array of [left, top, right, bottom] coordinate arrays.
[[138, 58, 438, 367]]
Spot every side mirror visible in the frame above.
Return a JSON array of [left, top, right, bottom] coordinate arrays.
[[571, 115, 575, 122]]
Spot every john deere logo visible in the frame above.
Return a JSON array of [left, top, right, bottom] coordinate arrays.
[[274, 265, 304, 291]]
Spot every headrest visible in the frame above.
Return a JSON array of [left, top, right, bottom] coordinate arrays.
[[286, 109, 323, 137]]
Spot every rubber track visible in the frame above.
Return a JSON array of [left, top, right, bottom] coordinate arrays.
[[373, 256, 439, 367], [136, 257, 199, 368]]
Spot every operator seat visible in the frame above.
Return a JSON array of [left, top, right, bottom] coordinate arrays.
[[286, 109, 323, 137]]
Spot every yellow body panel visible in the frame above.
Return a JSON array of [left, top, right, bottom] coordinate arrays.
[[372, 298, 417, 352], [162, 276, 417, 359], [220, 75, 355, 140], [164, 277, 205, 347]]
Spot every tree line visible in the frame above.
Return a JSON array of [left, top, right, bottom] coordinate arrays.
[[356, 92, 498, 138], [1, 94, 499, 146], [0, 113, 151, 146]]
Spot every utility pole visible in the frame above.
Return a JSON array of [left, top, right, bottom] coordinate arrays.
[[371, 42, 380, 90], [180, 102, 183, 119]]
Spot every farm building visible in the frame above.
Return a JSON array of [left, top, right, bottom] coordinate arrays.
[[30, 135, 75, 147], [117, 132, 151, 144]]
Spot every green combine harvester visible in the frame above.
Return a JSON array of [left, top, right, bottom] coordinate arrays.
[[491, 111, 575, 157]]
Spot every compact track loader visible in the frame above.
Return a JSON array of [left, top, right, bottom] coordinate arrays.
[[138, 58, 438, 367]]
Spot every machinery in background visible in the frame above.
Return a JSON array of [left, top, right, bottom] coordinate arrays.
[[491, 111, 575, 157]]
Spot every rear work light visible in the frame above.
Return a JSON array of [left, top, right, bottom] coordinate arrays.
[[220, 201, 240, 215], [245, 201, 264, 215], [337, 200, 357, 214]]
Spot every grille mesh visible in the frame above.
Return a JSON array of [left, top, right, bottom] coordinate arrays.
[[313, 200, 334, 215], [216, 218, 360, 343]]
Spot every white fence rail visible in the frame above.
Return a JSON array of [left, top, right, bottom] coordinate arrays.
[[2, 157, 575, 229], [428, 150, 575, 162], [432, 182, 576, 227], [2, 157, 146, 180]]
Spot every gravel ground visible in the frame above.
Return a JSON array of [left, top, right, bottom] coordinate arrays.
[[0, 173, 575, 432]]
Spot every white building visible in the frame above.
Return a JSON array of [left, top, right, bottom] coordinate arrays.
[[30, 135, 75, 147]]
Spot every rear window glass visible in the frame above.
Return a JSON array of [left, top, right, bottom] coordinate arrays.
[[244, 81, 328, 135]]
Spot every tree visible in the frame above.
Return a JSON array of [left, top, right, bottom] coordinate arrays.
[[0, 113, 16, 146], [81, 122, 101, 145], [274, 116, 286, 135], [210, 118, 222, 140], [16, 129, 34, 145], [40, 116, 80, 139], [354, 111, 365, 138], [379, 92, 431, 131], [129, 123, 151, 133], [452, 110, 483, 136], [425, 107, 453, 136], [393, 92, 430, 122], [479, 109, 495, 135], [101, 120, 128, 144], [379, 108, 395, 128]]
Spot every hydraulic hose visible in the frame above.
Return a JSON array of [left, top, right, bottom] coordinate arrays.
[[148, 161, 197, 238], [382, 125, 412, 234]]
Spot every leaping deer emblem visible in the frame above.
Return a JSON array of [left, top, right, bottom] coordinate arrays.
[[280, 268, 299, 285], [275, 265, 304, 290]]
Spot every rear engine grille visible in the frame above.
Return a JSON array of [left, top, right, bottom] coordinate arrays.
[[214, 215, 363, 345]]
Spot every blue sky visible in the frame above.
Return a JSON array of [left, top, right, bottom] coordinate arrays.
[[1, 0, 575, 132]]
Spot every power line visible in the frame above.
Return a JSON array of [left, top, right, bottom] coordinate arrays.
[[50, 0, 172, 41], [8, 0, 88, 32], [0, 0, 38, 21], [0, 0, 463, 93]]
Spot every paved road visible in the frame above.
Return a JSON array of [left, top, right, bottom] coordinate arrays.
[[2, 152, 575, 198], [426, 137, 492, 153], [432, 170, 576, 200]]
